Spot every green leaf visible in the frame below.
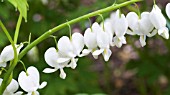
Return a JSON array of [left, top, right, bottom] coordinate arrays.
[[8, 0, 29, 21]]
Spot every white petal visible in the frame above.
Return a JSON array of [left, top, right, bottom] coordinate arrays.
[[44, 47, 59, 68], [96, 30, 110, 49], [126, 12, 139, 31], [119, 36, 126, 44], [0, 44, 23, 63], [113, 36, 123, 48], [57, 57, 70, 63], [59, 68, 66, 79], [150, 5, 166, 29], [14, 91, 23, 95], [67, 58, 78, 69], [92, 49, 104, 56], [6, 79, 19, 93], [103, 49, 112, 61], [43, 68, 57, 73], [92, 22, 102, 33], [18, 66, 40, 92], [114, 13, 128, 37], [0, 61, 7, 67], [147, 29, 157, 37], [140, 12, 154, 35], [158, 27, 169, 39], [58, 36, 75, 57], [166, 3, 170, 19], [140, 35, 146, 47], [39, 81, 47, 89], [84, 28, 97, 49], [71, 33, 84, 55], [126, 29, 136, 35], [79, 49, 92, 57]]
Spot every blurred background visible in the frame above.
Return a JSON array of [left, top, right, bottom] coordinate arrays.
[[0, 0, 170, 95]]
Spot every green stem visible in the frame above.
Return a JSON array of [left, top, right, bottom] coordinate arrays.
[[14, 14, 22, 44], [0, 0, 142, 94], [0, 20, 18, 94]]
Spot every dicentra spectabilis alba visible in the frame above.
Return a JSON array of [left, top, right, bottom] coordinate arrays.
[[18, 66, 47, 95], [126, 12, 156, 47], [150, 5, 169, 39], [43, 47, 69, 79], [0, 78, 23, 95], [91, 22, 112, 61], [112, 10, 128, 48], [81, 22, 100, 59], [0, 43, 23, 67], [57, 32, 84, 69], [166, 3, 170, 19]]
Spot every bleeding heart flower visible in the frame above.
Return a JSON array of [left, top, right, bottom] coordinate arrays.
[[18, 66, 47, 95], [0, 43, 23, 67]]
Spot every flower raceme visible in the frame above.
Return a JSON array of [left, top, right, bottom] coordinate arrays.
[[43, 8, 170, 79], [18, 66, 47, 95]]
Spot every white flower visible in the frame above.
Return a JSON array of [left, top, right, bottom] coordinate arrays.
[[18, 66, 47, 95], [57, 32, 84, 69], [126, 12, 155, 47], [43, 47, 69, 79], [112, 10, 128, 48], [150, 5, 169, 39], [0, 43, 23, 67], [81, 22, 100, 59], [102, 19, 115, 46], [93, 24, 112, 61], [166, 3, 170, 19], [0, 78, 23, 95], [27, 46, 39, 62]]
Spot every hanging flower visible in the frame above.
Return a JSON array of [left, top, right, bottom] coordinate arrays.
[[0, 43, 23, 67], [93, 23, 112, 61], [0, 78, 23, 95], [149, 5, 169, 39], [81, 22, 99, 59], [126, 12, 156, 47], [166, 3, 170, 19], [18, 66, 47, 95], [112, 10, 128, 48], [57, 32, 84, 69], [43, 47, 69, 79]]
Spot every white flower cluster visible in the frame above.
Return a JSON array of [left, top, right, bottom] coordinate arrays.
[[43, 4, 170, 79], [0, 3, 170, 95]]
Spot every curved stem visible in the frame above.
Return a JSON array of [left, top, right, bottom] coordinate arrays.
[[0, 0, 142, 94], [0, 20, 17, 94]]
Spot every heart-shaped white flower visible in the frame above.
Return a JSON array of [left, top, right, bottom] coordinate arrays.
[[18, 66, 47, 95], [0, 43, 23, 67]]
